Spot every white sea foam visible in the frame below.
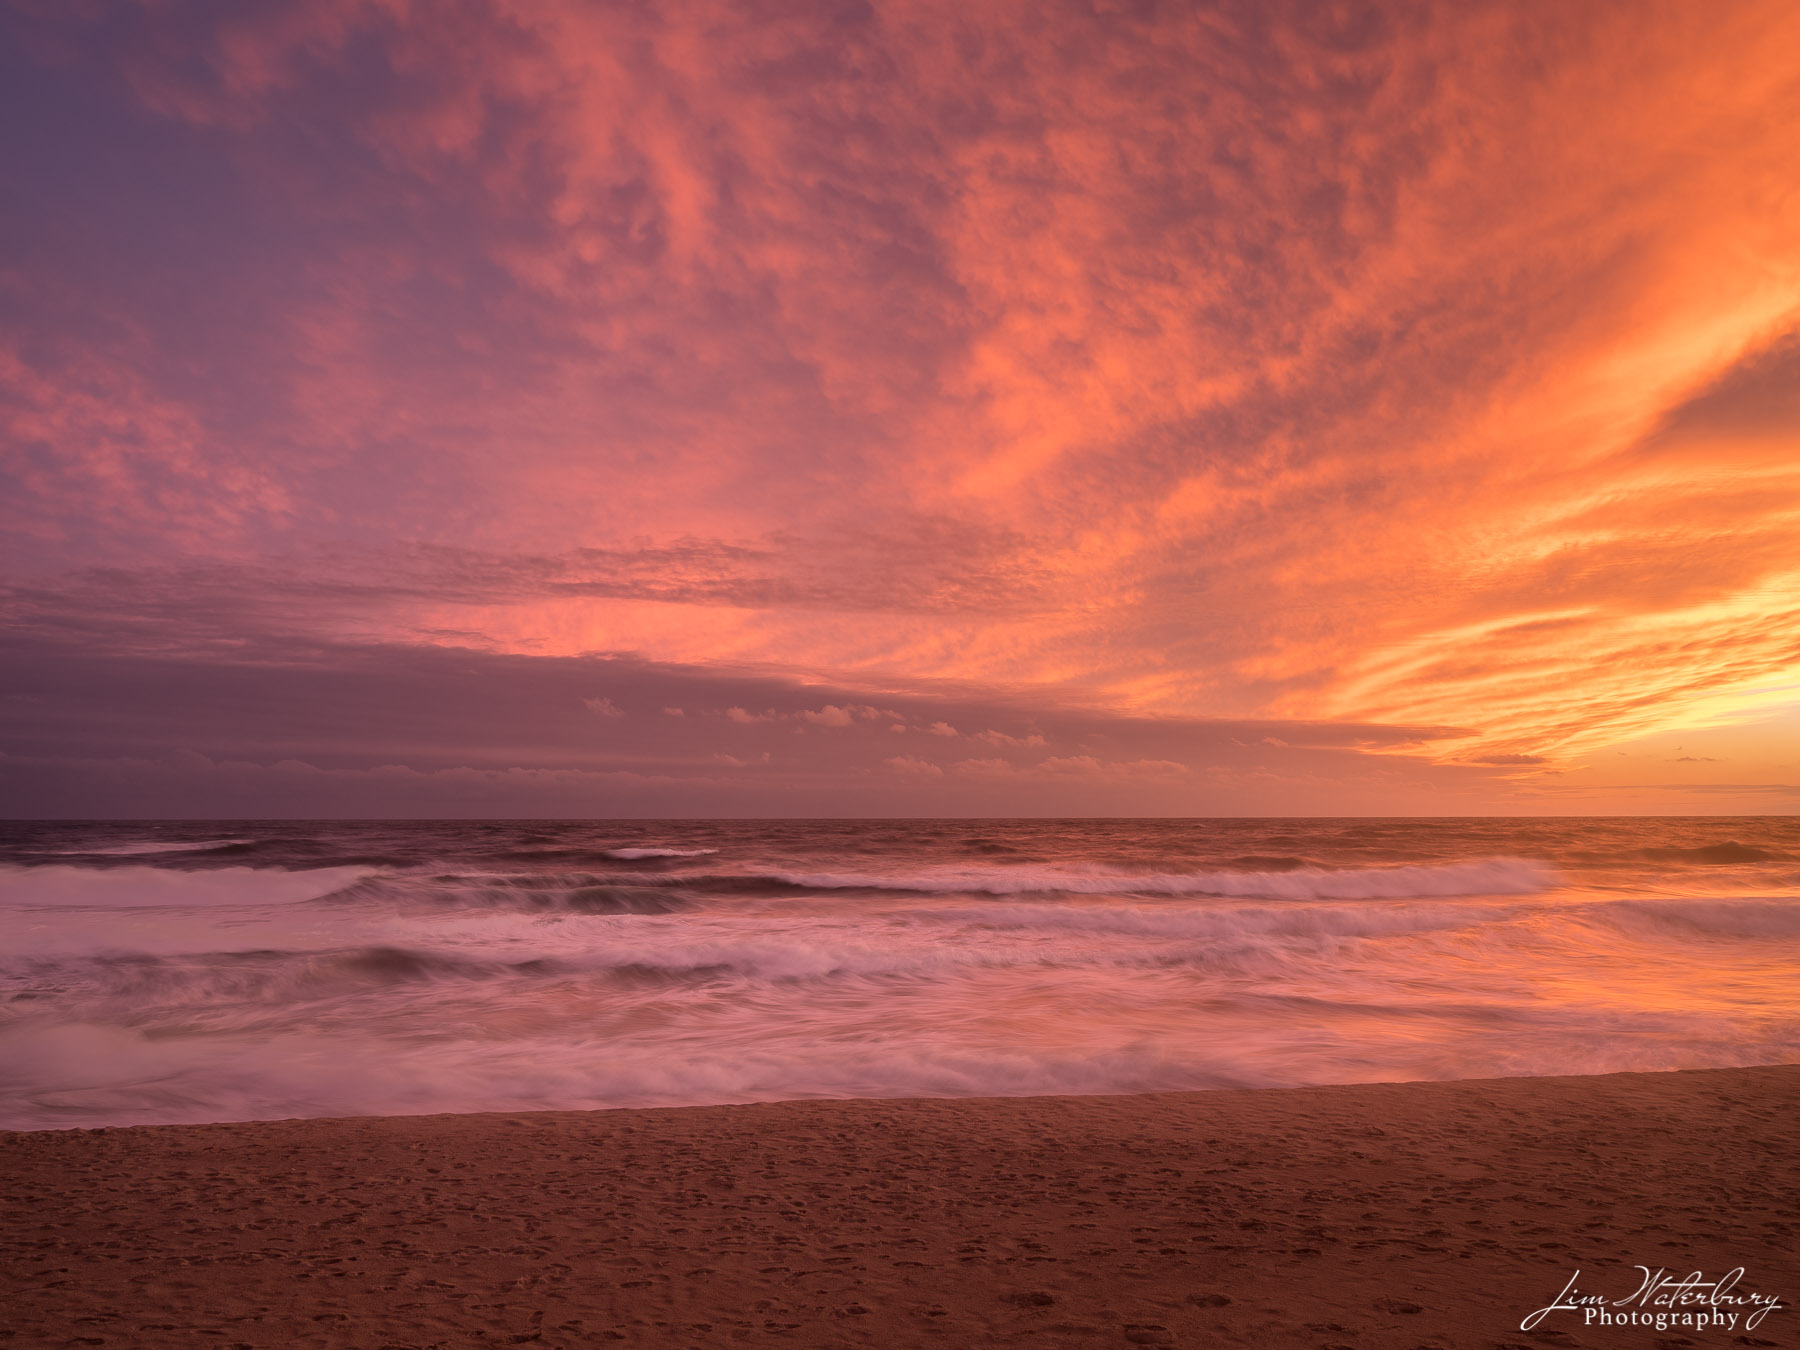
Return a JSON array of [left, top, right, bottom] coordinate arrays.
[[604, 847, 719, 859], [3, 1003, 1791, 1130], [768, 857, 1555, 900]]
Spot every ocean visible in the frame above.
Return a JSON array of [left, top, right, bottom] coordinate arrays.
[[1, 817, 1796, 1129]]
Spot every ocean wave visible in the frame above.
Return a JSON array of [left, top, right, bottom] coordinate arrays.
[[1631, 842, 1785, 864], [289, 858, 1556, 911], [8, 888, 1793, 1004], [18, 838, 421, 869], [32, 838, 253, 857], [4, 818, 1796, 1131], [0, 896, 1511, 1000], [764, 858, 1555, 900], [320, 873, 695, 914], [0, 864, 376, 909], [1602, 897, 1800, 939], [0, 944, 558, 1014], [483, 846, 720, 865], [919, 899, 1516, 941], [188, 841, 420, 868], [5, 1007, 1793, 1131]]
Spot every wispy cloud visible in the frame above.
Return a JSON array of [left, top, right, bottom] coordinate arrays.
[[3, 0, 1798, 810]]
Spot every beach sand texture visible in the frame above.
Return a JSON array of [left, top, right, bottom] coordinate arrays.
[[3, 1065, 1796, 1349]]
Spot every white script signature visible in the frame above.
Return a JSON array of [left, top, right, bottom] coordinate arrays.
[[1522, 1267, 1784, 1333]]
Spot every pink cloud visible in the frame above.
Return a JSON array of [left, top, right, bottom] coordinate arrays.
[[884, 755, 943, 776], [972, 729, 1046, 749], [6, 0, 1800, 807]]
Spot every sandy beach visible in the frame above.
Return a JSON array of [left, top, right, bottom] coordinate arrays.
[[2, 1065, 1795, 1348]]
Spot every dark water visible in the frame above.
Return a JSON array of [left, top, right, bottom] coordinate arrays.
[[2, 818, 1797, 1128]]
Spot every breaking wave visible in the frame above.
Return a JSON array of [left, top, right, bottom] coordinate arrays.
[[0, 864, 375, 909], [765, 858, 1555, 900], [1602, 897, 1800, 939], [35, 838, 253, 857], [3, 817, 1796, 1128], [1633, 842, 1784, 864]]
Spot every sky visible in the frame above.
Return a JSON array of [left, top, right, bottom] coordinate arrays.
[[3, 0, 1799, 817]]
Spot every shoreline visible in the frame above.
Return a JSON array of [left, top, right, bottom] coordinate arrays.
[[3, 1064, 1796, 1347]]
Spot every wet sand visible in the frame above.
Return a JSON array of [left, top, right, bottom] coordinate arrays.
[[2, 1065, 1796, 1348]]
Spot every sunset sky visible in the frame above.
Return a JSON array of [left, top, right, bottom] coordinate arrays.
[[3, 0, 1799, 816]]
